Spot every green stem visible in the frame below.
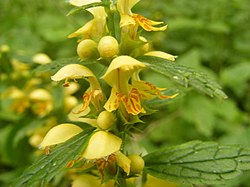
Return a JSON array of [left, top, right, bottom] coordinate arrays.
[[103, 0, 116, 38], [116, 176, 127, 187]]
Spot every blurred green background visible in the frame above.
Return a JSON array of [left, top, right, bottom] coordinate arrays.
[[1, 0, 250, 186]]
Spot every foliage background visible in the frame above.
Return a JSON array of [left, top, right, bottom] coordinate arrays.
[[0, 0, 250, 186]]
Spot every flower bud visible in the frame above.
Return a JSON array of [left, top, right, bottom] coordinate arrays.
[[97, 36, 119, 58], [32, 53, 51, 64], [64, 96, 78, 112], [97, 111, 116, 130], [0, 44, 10, 53], [128, 154, 145, 173], [77, 39, 98, 59], [29, 134, 43, 147], [139, 36, 150, 53]]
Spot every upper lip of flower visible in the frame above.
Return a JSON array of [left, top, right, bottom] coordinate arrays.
[[39, 122, 131, 174], [68, 0, 107, 40], [102, 55, 146, 93], [51, 64, 104, 112], [102, 56, 178, 115], [117, 0, 167, 31]]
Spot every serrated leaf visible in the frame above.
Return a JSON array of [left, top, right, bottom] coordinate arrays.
[[144, 141, 250, 185], [137, 56, 228, 99], [32, 57, 97, 74], [13, 129, 93, 187]]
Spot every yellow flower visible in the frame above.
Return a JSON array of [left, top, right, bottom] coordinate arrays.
[[102, 56, 146, 115], [68, 0, 107, 40], [39, 123, 83, 149], [71, 174, 114, 187], [80, 131, 131, 176], [102, 56, 177, 115], [131, 72, 178, 100], [145, 175, 177, 187], [63, 82, 79, 112], [29, 88, 53, 117], [117, 0, 167, 32], [82, 131, 121, 159], [51, 64, 104, 112], [4, 87, 30, 114], [32, 53, 52, 64], [39, 123, 131, 175]]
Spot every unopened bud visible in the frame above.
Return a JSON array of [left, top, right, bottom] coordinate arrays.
[[139, 36, 150, 53], [29, 134, 43, 147], [77, 39, 98, 59], [128, 154, 145, 173], [97, 36, 119, 58], [97, 111, 116, 130], [32, 53, 52, 64], [0, 44, 10, 53]]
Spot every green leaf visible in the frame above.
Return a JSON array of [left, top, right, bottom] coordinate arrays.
[[144, 141, 250, 185], [32, 57, 97, 74], [137, 56, 228, 99], [221, 62, 250, 97], [181, 96, 216, 137], [13, 129, 93, 187], [67, 2, 108, 16]]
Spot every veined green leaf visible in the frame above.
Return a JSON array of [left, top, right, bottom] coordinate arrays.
[[137, 56, 228, 99], [13, 129, 93, 187], [144, 141, 250, 185], [32, 57, 97, 74]]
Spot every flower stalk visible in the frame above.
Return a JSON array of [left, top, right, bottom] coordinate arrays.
[[39, 0, 178, 186]]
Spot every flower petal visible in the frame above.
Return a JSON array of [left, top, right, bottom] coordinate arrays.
[[39, 123, 83, 149], [132, 80, 178, 100], [133, 14, 167, 31], [51, 64, 95, 82], [69, 0, 100, 7], [117, 0, 140, 15], [120, 14, 136, 27], [82, 131, 122, 159], [102, 55, 146, 87], [68, 20, 94, 39], [29, 89, 52, 101], [121, 87, 145, 115], [145, 51, 177, 61], [71, 174, 100, 187], [68, 104, 98, 127], [104, 88, 121, 112], [115, 151, 131, 175]]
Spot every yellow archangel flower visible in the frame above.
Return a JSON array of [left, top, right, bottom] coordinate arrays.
[[102, 56, 177, 115], [39, 124, 131, 175], [68, 0, 107, 40], [28, 88, 53, 117], [117, 0, 167, 32], [51, 64, 104, 112]]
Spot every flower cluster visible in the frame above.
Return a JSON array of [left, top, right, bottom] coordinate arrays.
[[39, 0, 178, 185]]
